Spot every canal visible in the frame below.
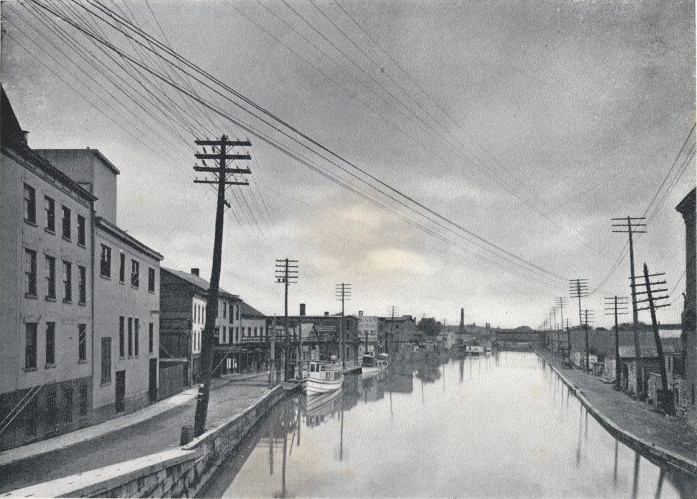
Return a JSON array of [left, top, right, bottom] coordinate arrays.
[[199, 352, 695, 497]]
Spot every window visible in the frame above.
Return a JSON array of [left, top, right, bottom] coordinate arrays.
[[78, 324, 87, 362], [24, 249, 37, 297], [235, 305, 239, 320], [63, 261, 72, 303], [131, 260, 139, 288], [77, 215, 86, 246], [119, 253, 126, 283], [134, 318, 140, 357], [25, 397, 37, 438], [148, 267, 155, 293], [46, 322, 55, 366], [24, 184, 36, 224], [119, 317, 125, 358], [128, 318, 133, 357], [101, 337, 111, 384], [223, 302, 227, 319], [79, 384, 88, 417], [46, 387, 57, 429], [78, 265, 86, 305], [149, 323, 154, 354], [45, 196, 55, 232], [61, 205, 71, 240], [45, 255, 56, 300], [63, 387, 73, 423], [100, 245, 111, 278], [25, 323, 37, 369]]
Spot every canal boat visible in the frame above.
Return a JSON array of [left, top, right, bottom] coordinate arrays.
[[465, 345, 485, 356], [361, 353, 388, 379], [305, 357, 344, 395]]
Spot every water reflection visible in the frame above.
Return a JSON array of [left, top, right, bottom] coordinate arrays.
[[199, 352, 695, 498]]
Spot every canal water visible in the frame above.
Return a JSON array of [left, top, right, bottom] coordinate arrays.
[[199, 352, 695, 497]]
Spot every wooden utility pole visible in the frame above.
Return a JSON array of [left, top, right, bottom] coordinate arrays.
[[336, 283, 351, 369], [613, 216, 647, 398], [569, 278, 588, 369], [387, 306, 397, 354], [636, 264, 672, 414], [583, 309, 595, 373], [556, 297, 567, 358], [605, 296, 629, 391], [192, 136, 251, 437], [276, 259, 298, 381]]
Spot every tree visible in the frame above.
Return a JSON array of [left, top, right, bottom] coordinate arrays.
[[417, 317, 442, 337]]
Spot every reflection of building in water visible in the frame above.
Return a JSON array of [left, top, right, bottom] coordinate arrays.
[[386, 371, 414, 394]]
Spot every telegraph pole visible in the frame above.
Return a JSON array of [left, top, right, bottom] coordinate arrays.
[[605, 296, 629, 391], [276, 259, 298, 381], [335, 283, 351, 369], [556, 297, 567, 358], [570, 279, 589, 370], [636, 264, 672, 414], [612, 216, 647, 398], [192, 136, 251, 437], [583, 309, 595, 373], [387, 306, 397, 354]]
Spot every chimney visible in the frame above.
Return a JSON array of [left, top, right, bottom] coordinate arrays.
[[324, 311, 329, 316], [359, 310, 363, 316], [191, 268, 200, 276], [300, 303, 306, 316]]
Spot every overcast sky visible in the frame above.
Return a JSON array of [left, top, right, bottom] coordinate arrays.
[[2, 0, 695, 328]]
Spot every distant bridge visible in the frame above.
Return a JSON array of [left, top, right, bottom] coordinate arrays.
[[494, 330, 544, 350]]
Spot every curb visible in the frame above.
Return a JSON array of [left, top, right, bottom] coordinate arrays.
[[539, 352, 697, 477]]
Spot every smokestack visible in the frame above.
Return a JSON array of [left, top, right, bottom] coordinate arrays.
[[300, 303, 306, 316], [460, 308, 464, 331], [191, 268, 199, 276]]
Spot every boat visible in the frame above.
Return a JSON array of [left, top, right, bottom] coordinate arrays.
[[464, 345, 485, 356], [304, 387, 343, 426], [361, 353, 388, 379], [304, 356, 344, 395]]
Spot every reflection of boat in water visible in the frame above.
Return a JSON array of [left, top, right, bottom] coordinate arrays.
[[304, 358, 344, 395], [361, 353, 388, 379], [465, 345, 484, 356], [305, 387, 343, 426]]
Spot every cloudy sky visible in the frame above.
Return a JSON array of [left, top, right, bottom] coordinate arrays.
[[2, 0, 695, 328]]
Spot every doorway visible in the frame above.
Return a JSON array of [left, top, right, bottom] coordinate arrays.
[[149, 359, 158, 402], [115, 370, 126, 413]]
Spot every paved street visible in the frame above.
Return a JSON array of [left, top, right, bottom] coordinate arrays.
[[0, 374, 269, 494], [539, 351, 697, 463]]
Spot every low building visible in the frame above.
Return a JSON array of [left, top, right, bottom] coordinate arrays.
[[0, 89, 96, 450], [159, 267, 238, 386]]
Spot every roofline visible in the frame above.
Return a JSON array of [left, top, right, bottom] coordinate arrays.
[[36, 148, 121, 175], [160, 267, 238, 299], [96, 217, 163, 261], [676, 187, 696, 215], [2, 146, 97, 203]]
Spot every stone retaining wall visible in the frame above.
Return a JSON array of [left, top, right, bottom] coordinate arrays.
[[7, 384, 295, 498], [540, 353, 697, 477]]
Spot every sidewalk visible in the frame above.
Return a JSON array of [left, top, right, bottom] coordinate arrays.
[[538, 349, 697, 472], [0, 372, 270, 493]]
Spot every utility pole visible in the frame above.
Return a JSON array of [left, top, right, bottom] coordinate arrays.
[[387, 306, 397, 354], [605, 296, 629, 391], [566, 318, 571, 361], [335, 283, 351, 369], [583, 309, 595, 373], [276, 259, 298, 381], [636, 264, 672, 414], [612, 216, 647, 398], [192, 136, 251, 437], [569, 279, 589, 370], [555, 297, 567, 358]]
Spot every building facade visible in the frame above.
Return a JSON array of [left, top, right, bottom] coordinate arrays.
[[677, 188, 696, 428], [160, 267, 237, 386], [0, 89, 96, 450]]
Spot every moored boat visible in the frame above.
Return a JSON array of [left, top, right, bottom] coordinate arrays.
[[361, 353, 388, 378], [305, 357, 344, 395]]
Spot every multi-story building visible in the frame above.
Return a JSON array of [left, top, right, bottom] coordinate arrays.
[[215, 301, 268, 375], [378, 315, 418, 353], [37, 147, 164, 423], [0, 88, 96, 450], [357, 313, 379, 357], [677, 188, 696, 428], [160, 267, 237, 385]]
